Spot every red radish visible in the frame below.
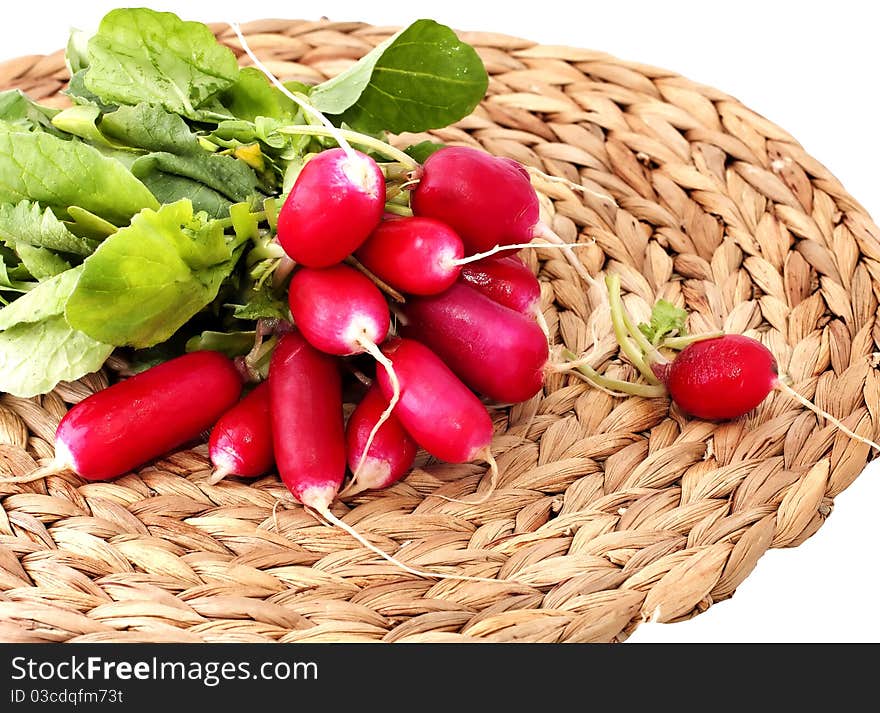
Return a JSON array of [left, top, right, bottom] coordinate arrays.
[[411, 147, 539, 254], [342, 384, 417, 496], [410, 146, 593, 284], [355, 217, 464, 296], [459, 255, 540, 315], [288, 264, 390, 357], [652, 335, 880, 449], [376, 337, 495, 465], [269, 331, 345, 511], [651, 335, 777, 421], [208, 380, 273, 483], [402, 282, 549, 404], [287, 264, 401, 477], [11, 351, 243, 483], [276, 148, 385, 268], [578, 274, 880, 454]]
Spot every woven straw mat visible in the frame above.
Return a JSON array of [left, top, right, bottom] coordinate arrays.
[[0, 19, 878, 644]]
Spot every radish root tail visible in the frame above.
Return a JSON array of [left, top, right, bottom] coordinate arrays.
[[349, 340, 401, 491], [451, 239, 594, 267], [313, 505, 506, 583], [531, 223, 595, 288], [775, 380, 880, 451], [436, 449, 500, 505]]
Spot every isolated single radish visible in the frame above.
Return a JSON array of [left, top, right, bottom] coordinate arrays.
[[355, 216, 464, 296], [650, 335, 777, 421], [402, 282, 549, 404], [342, 383, 417, 496], [208, 380, 273, 483], [276, 148, 385, 268], [269, 331, 345, 510], [10, 351, 243, 483], [375, 337, 495, 464]]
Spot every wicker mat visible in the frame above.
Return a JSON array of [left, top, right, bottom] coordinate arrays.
[[0, 19, 878, 643]]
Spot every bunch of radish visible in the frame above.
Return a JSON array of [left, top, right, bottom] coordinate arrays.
[[8, 141, 586, 582]]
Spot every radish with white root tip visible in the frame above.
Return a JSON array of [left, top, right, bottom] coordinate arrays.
[[208, 380, 274, 483], [410, 146, 594, 285], [341, 383, 417, 497], [568, 273, 880, 452], [269, 330, 512, 584], [5, 351, 243, 484]]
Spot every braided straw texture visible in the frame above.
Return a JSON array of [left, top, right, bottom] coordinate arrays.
[[0, 19, 878, 644]]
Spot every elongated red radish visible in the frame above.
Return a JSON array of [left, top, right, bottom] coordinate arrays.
[[276, 148, 385, 268], [270, 331, 505, 582], [208, 380, 273, 483], [375, 337, 500, 505], [402, 283, 549, 404], [341, 384, 417, 497], [376, 338, 494, 463], [269, 331, 346, 510], [355, 217, 464, 295], [288, 264, 401, 477], [7, 351, 243, 483], [410, 146, 593, 284]]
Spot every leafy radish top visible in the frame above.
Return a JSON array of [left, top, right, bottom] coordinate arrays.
[[0, 7, 489, 397]]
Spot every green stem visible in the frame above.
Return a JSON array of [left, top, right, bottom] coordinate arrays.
[[560, 349, 667, 398], [662, 330, 725, 350], [604, 274, 663, 385], [384, 203, 414, 217], [277, 125, 420, 170]]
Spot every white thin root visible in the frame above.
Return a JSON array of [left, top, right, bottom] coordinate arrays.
[[532, 223, 596, 288], [348, 340, 401, 492], [313, 506, 507, 583], [228, 22, 357, 160], [524, 166, 618, 206], [776, 380, 880, 451], [451, 239, 594, 267], [436, 450, 499, 505]]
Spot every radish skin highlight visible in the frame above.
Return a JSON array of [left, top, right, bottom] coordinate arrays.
[[208, 380, 273, 483], [8, 351, 243, 483]]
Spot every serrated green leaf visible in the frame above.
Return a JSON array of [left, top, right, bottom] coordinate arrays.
[[638, 299, 689, 344], [15, 244, 70, 280], [0, 201, 96, 256]]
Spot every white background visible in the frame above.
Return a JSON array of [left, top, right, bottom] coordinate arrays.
[[1, 0, 878, 643]]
